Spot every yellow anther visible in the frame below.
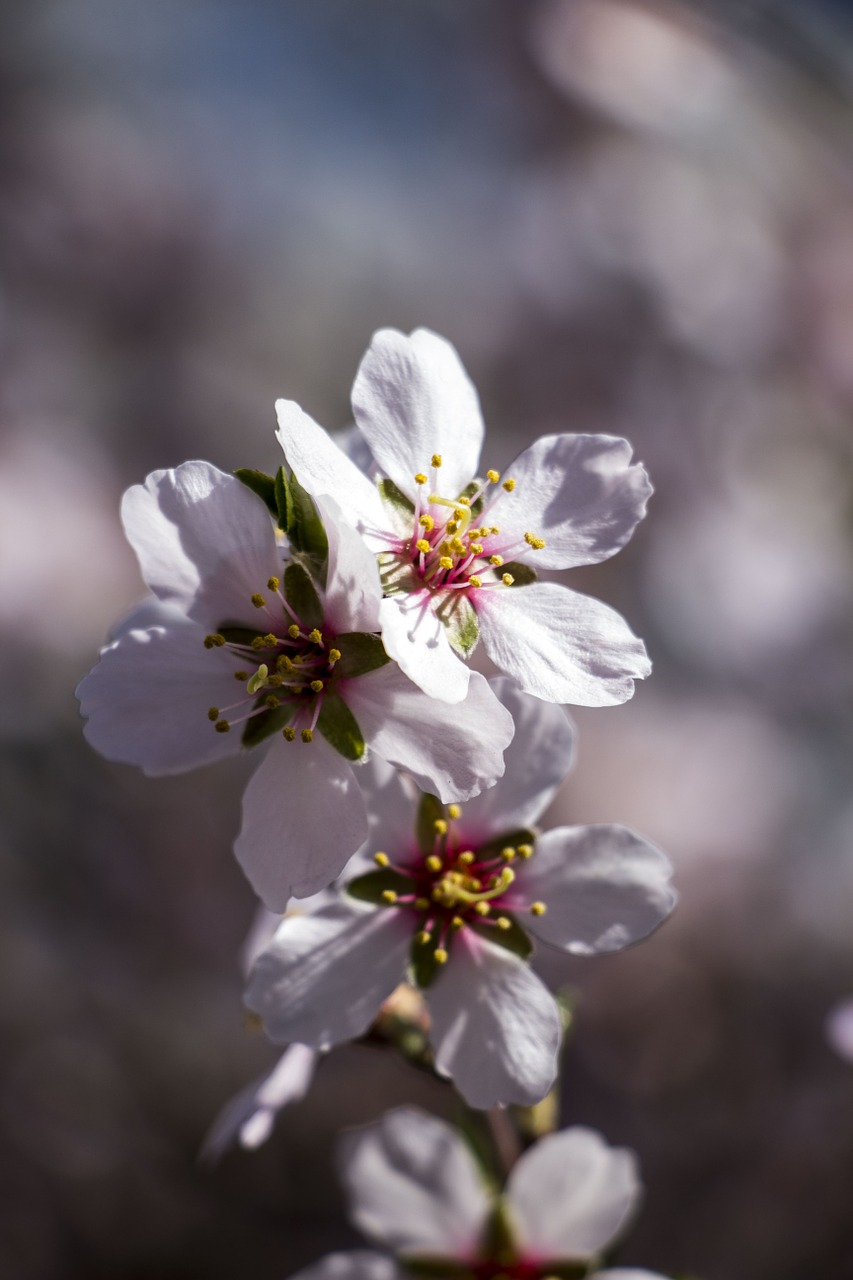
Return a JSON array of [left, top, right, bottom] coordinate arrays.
[[204, 633, 226, 649], [381, 890, 398, 904], [434, 819, 448, 836], [501, 847, 516, 862], [251, 636, 266, 650], [277, 654, 294, 672], [530, 902, 547, 916], [308, 628, 322, 644], [434, 948, 449, 964], [446, 521, 459, 535], [267, 576, 280, 592], [439, 556, 454, 571], [288, 624, 301, 639], [502, 573, 515, 586], [262, 633, 277, 646], [374, 852, 390, 867], [208, 707, 219, 721], [489, 526, 500, 535], [418, 514, 434, 531], [450, 916, 464, 931], [301, 729, 313, 743], [453, 509, 466, 522], [414, 897, 430, 911], [451, 537, 465, 555], [471, 543, 483, 556], [251, 593, 266, 608], [486, 469, 500, 483], [416, 930, 432, 945], [489, 554, 504, 567], [518, 844, 534, 859], [414, 472, 428, 485], [215, 720, 231, 733], [468, 878, 482, 891], [496, 916, 512, 931], [469, 575, 482, 588], [425, 855, 443, 873], [457, 497, 470, 507], [447, 804, 461, 819], [502, 478, 515, 492], [474, 902, 491, 916], [502, 867, 516, 886], [416, 539, 430, 555], [431, 454, 442, 467], [310, 680, 324, 693], [328, 648, 342, 664], [282, 726, 296, 741], [234, 670, 248, 680], [524, 532, 546, 550], [458, 850, 475, 865]]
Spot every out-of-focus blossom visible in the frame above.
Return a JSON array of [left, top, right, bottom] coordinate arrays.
[[200, 1043, 319, 1161], [826, 999, 853, 1064], [277, 326, 651, 705]]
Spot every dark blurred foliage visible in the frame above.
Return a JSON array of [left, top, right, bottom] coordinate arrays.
[[4, 2, 853, 1277]]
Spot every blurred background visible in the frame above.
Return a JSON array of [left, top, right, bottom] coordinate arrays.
[[3, 1, 853, 1276]]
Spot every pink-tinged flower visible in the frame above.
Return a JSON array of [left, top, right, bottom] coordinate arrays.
[[245, 680, 676, 1108], [276, 327, 652, 705], [76, 461, 514, 908], [288, 1107, 669, 1280], [200, 1043, 319, 1161]]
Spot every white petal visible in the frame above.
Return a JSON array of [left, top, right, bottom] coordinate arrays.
[[826, 998, 853, 1063], [351, 328, 484, 503], [490, 435, 652, 570], [345, 666, 514, 803], [335, 424, 378, 478], [316, 495, 383, 634], [200, 1044, 318, 1161], [289, 1252, 401, 1280], [512, 826, 676, 956], [240, 905, 285, 975], [245, 903, 411, 1047], [593, 1271, 670, 1279], [476, 582, 650, 706], [338, 1107, 490, 1257], [427, 934, 561, 1108], [121, 461, 281, 627], [379, 595, 470, 704], [459, 678, 575, 836], [234, 734, 368, 910], [75, 619, 241, 776], [275, 399, 387, 534], [506, 1127, 640, 1260], [357, 755, 420, 860]]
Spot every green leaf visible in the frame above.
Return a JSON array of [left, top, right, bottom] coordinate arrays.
[[273, 466, 290, 532], [415, 792, 445, 854], [470, 912, 533, 961], [346, 868, 415, 904], [474, 828, 537, 862], [316, 691, 366, 761], [241, 700, 293, 748], [409, 920, 447, 990], [284, 469, 329, 583], [333, 632, 390, 677], [235, 468, 277, 518], [501, 560, 537, 587], [437, 591, 479, 660], [283, 562, 324, 631], [377, 477, 415, 519]]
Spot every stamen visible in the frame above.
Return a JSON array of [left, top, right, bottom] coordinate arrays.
[[469, 575, 482, 588], [204, 633, 226, 649], [434, 948, 449, 964], [208, 707, 219, 721], [310, 680, 324, 693], [251, 593, 266, 608], [425, 855, 443, 873], [416, 930, 431, 945], [495, 916, 511, 930], [487, 469, 500, 483], [518, 844, 534, 859], [301, 729, 313, 743], [416, 539, 430, 555], [215, 720, 231, 734], [381, 890, 398, 905], [502, 479, 515, 492], [308, 628, 323, 645], [431, 454, 442, 467], [282, 727, 296, 741], [447, 804, 461, 819], [328, 648, 342, 665], [374, 852, 390, 867], [288, 624, 301, 639], [264, 694, 279, 709], [489, 554, 503, 566], [414, 472, 428, 485], [458, 851, 475, 865], [267, 576, 280, 591], [414, 897, 430, 910], [502, 573, 515, 586], [418, 514, 434, 531], [474, 902, 490, 916], [501, 847, 516, 862], [438, 556, 453, 570], [530, 902, 547, 916], [524, 532, 546, 550]]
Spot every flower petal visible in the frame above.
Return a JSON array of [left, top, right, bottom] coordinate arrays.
[[234, 733, 368, 910], [276, 399, 387, 535], [512, 826, 676, 956], [427, 933, 561, 1108], [506, 1127, 640, 1260], [345, 666, 514, 803], [121, 461, 281, 626], [289, 1252, 402, 1280], [200, 1044, 319, 1161], [338, 1107, 490, 1257], [351, 329, 484, 503], [459, 678, 575, 836], [75, 618, 241, 775], [489, 435, 652, 571], [593, 1271, 670, 1279], [476, 581, 650, 706], [378, 595, 470, 704], [317, 495, 383, 634], [358, 755, 420, 866], [245, 903, 411, 1047]]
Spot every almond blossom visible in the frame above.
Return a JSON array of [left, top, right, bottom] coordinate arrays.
[[287, 1107, 668, 1280], [245, 679, 676, 1108], [76, 461, 514, 909], [276, 327, 652, 704]]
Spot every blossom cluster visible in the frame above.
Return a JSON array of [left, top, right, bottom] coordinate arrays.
[[78, 327, 677, 1275]]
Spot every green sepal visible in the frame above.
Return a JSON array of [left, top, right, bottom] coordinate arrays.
[[501, 560, 537, 586], [241, 700, 293, 748], [316, 691, 366, 761], [283, 562, 324, 631], [235, 468, 278, 518], [438, 591, 479, 660], [415, 792, 445, 854], [346, 868, 415, 904], [377, 551, 419, 598], [477, 1199, 518, 1267], [409, 919, 447, 990], [470, 912, 533, 961], [218, 625, 263, 647], [282, 468, 329, 583], [273, 466, 291, 531], [474, 828, 537, 862], [333, 632, 390, 678], [377, 477, 415, 519]]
